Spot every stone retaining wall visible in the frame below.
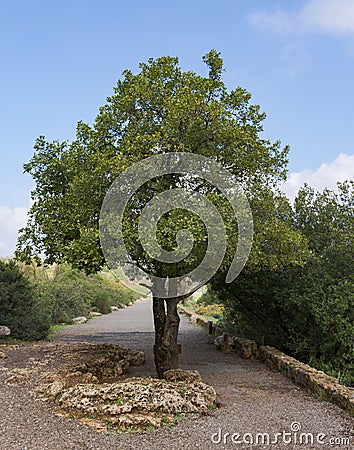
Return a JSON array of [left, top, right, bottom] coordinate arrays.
[[178, 304, 354, 417], [258, 346, 354, 416]]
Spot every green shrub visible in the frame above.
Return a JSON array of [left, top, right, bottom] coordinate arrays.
[[39, 279, 89, 324], [89, 289, 111, 315], [33, 264, 139, 322], [0, 260, 50, 340], [213, 182, 354, 387], [196, 290, 222, 306], [215, 263, 354, 386], [195, 303, 224, 318]]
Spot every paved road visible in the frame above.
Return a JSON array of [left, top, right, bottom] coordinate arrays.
[[53, 297, 354, 449], [56, 296, 240, 377]]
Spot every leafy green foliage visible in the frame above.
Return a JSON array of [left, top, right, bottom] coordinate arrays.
[[0, 260, 51, 340], [196, 290, 222, 307], [216, 181, 354, 386], [14, 51, 311, 375], [294, 181, 353, 278], [247, 187, 309, 270], [16, 50, 294, 280], [0, 260, 138, 340], [32, 264, 138, 323]]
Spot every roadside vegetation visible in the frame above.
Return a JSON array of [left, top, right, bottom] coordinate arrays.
[[189, 182, 354, 387], [0, 261, 139, 341]]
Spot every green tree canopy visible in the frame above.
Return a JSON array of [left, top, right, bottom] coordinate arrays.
[[16, 51, 291, 273], [16, 51, 308, 376]]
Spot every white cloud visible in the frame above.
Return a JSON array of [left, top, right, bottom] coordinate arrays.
[[301, 0, 354, 34], [249, 9, 294, 33], [281, 152, 354, 201], [0, 207, 29, 257], [249, 0, 354, 35]]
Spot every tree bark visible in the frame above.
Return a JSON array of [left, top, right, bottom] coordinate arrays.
[[153, 296, 180, 378]]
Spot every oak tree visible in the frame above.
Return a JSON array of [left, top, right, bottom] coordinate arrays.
[[16, 51, 304, 377]]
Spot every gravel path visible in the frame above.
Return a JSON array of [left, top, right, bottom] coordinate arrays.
[[0, 297, 352, 450]]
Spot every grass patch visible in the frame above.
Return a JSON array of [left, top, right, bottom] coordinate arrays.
[[48, 323, 69, 338]]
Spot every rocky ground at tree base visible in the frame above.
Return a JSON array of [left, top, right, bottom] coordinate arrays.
[[1, 341, 216, 433]]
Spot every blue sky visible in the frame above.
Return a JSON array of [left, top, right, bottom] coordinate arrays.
[[1, 0, 354, 256]]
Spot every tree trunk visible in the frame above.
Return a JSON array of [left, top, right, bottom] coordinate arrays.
[[153, 296, 180, 378]]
